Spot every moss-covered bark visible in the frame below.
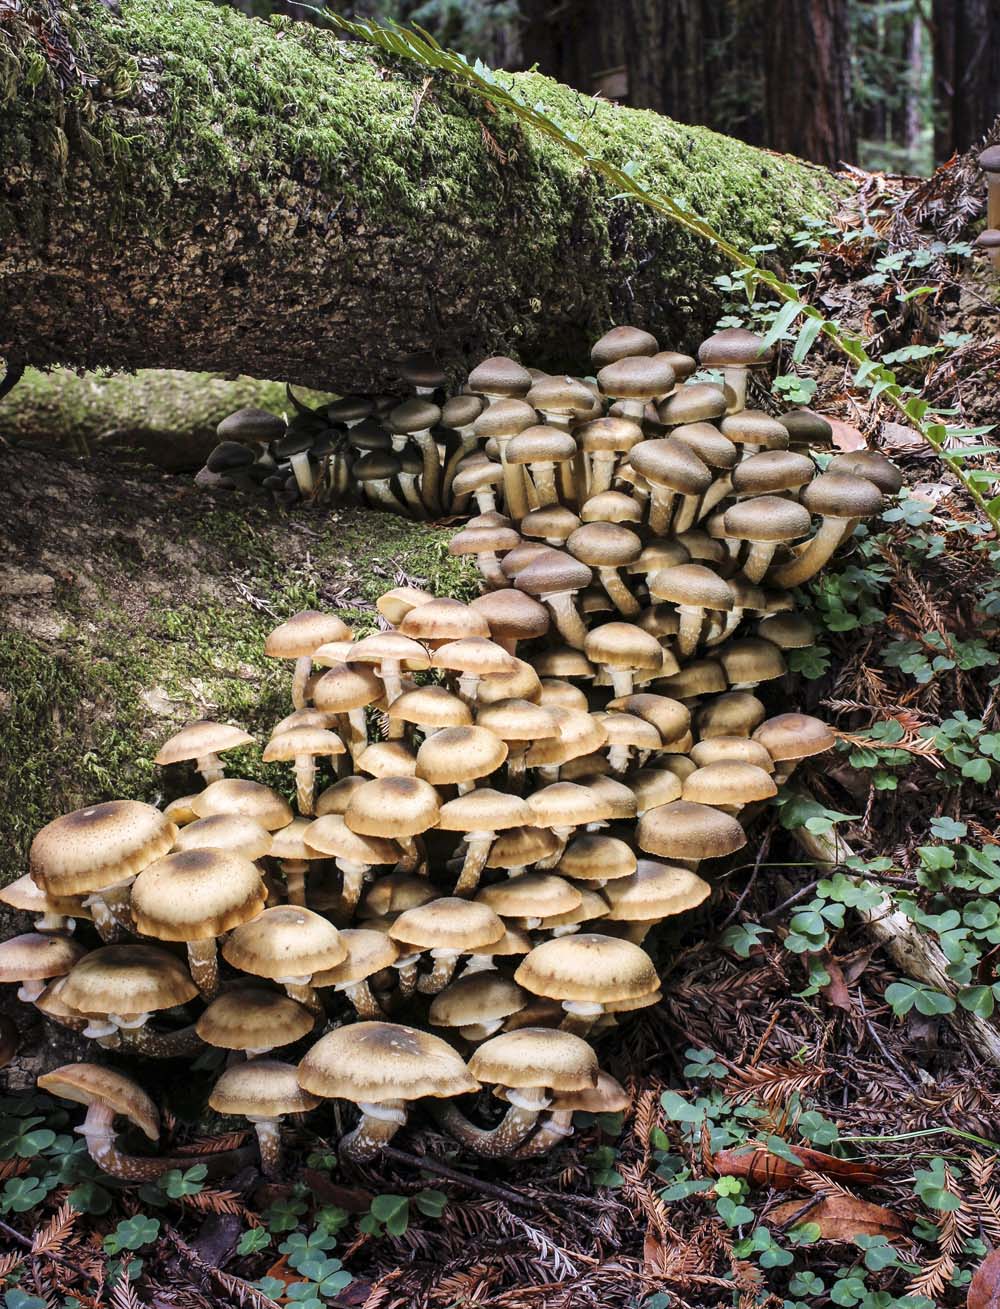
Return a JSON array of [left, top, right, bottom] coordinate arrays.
[[0, 0, 844, 392]]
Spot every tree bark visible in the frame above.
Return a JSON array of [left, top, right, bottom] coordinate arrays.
[[763, 0, 857, 167], [931, 0, 1000, 161], [0, 0, 842, 395]]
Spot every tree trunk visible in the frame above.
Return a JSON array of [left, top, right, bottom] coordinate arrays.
[[624, 0, 708, 122], [931, 0, 1000, 161], [763, 0, 857, 166], [0, 0, 842, 395]]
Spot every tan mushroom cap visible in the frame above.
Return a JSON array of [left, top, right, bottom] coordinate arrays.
[[60, 944, 199, 1017], [486, 825, 560, 869], [584, 622, 663, 672], [345, 777, 441, 839], [172, 814, 273, 861], [468, 356, 533, 398], [672, 422, 739, 469], [683, 761, 778, 807], [752, 713, 836, 761], [515, 934, 658, 1003], [591, 325, 658, 368], [720, 410, 789, 450], [30, 800, 177, 897], [630, 437, 712, 494], [551, 1069, 629, 1113], [638, 800, 746, 861], [265, 612, 352, 659], [221, 906, 347, 979], [696, 691, 767, 739], [689, 737, 775, 772], [431, 637, 518, 680], [478, 657, 543, 705], [526, 375, 594, 417], [521, 505, 582, 544], [567, 522, 643, 569], [163, 794, 201, 827], [470, 1026, 598, 1092], [312, 929, 400, 987], [718, 638, 787, 685], [649, 564, 734, 612], [537, 679, 588, 713], [582, 490, 645, 524], [312, 663, 383, 713], [577, 416, 645, 453], [209, 1060, 320, 1118], [604, 860, 711, 922], [262, 727, 345, 765], [315, 776, 367, 817], [470, 589, 550, 645], [630, 768, 684, 812], [544, 887, 611, 929], [389, 897, 505, 952], [724, 496, 811, 543], [131, 849, 266, 941], [0, 874, 87, 919], [264, 817, 324, 863], [399, 597, 491, 643], [506, 425, 578, 465], [38, 1063, 159, 1140], [698, 327, 775, 368], [732, 449, 815, 496], [533, 647, 595, 679], [347, 632, 430, 672], [356, 740, 418, 778], [438, 788, 532, 833], [311, 641, 355, 668], [429, 973, 527, 1028], [658, 659, 727, 699], [298, 1021, 478, 1102], [656, 382, 728, 426], [515, 552, 593, 597], [477, 873, 582, 921], [416, 726, 508, 786], [303, 815, 400, 866], [607, 693, 691, 744], [0, 933, 86, 983], [155, 720, 254, 767], [389, 686, 472, 730], [196, 986, 315, 1050], [361, 872, 436, 918], [524, 708, 607, 768], [376, 585, 435, 627], [528, 782, 612, 829], [801, 471, 883, 519], [598, 712, 661, 752], [191, 780, 293, 831], [475, 699, 561, 744], [574, 774, 637, 821], [449, 524, 522, 559]]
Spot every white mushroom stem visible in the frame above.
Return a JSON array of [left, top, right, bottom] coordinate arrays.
[[473, 552, 507, 590], [194, 753, 226, 785], [608, 667, 636, 698], [457, 1018, 505, 1040], [454, 831, 496, 896], [377, 660, 404, 705], [280, 975, 323, 1018], [460, 953, 498, 976], [457, 672, 481, 708], [336, 978, 384, 1020], [365, 478, 408, 516], [289, 655, 312, 709], [411, 427, 442, 513], [530, 462, 560, 507], [723, 366, 748, 414], [17, 980, 47, 1003], [506, 748, 527, 792], [535, 824, 576, 870], [186, 938, 220, 1000], [647, 486, 676, 535], [76, 1104, 248, 1179], [433, 1086, 549, 1157], [741, 540, 780, 584], [697, 474, 733, 522], [288, 451, 315, 497], [417, 948, 462, 994], [442, 429, 480, 505], [607, 745, 632, 776], [335, 859, 370, 918], [598, 567, 640, 617], [511, 1109, 575, 1158], [704, 608, 745, 647], [768, 517, 857, 588], [81, 884, 131, 940], [559, 999, 604, 1037], [495, 436, 530, 521], [280, 859, 310, 907], [393, 954, 421, 998], [540, 589, 588, 650], [340, 1099, 407, 1163], [397, 474, 429, 519], [676, 605, 707, 658], [33, 912, 74, 934], [248, 1115, 284, 1178], [472, 487, 498, 516], [293, 755, 318, 815], [589, 452, 617, 496]]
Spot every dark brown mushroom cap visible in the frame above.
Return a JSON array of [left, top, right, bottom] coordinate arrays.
[[506, 426, 577, 464], [801, 471, 883, 519], [591, 325, 658, 368], [567, 521, 643, 568], [355, 450, 401, 481], [349, 418, 392, 452], [473, 398, 538, 439], [515, 551, 592, 597], [723, 496, 812, 542], [732, 449, 816, 495], [298, 1021, 478, 1102], [630, 438, 712, 494], [638, 800, 747, 861], [470, 588, 550, 643], [974, 228, 1000, 249], [827, 451, 903, 495], [978, 146, 1000, 174], [30, 801, 177, 898], [526, 375, 594, 416], [720, 411, 789, 450], [468, 356, 533, 398], [398, 352, 447, 390], [648, 563, 734, 611], [778, 409, 834, 446], [671, 422, 740, 469], [217, 407, 286, 444], [389, 396, 441, 433], [441, 394, 485, 429], [654, 350, 697, 380], [698, 327, 774, 368], [597, 356, 675, 401], [657, 382, 728, 425]]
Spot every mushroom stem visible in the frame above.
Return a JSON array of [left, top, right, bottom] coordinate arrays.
[[506, 749, 527, 793], [676, 606, 706, 658], [598, 568, 640, 618], [609, 669, 635, 698], [496, 438, 530, 521], [281, 859, 309, 907], [378, 660, 404, 705], [345, 708, 369, 764], [647, 487, 676, 535], [432, 1095, 545, 1157], [530, 462, 560, 507], [116, 1023, 204, 1058], [340, 1100, 407, 1163], [510, 1109, 575, 1158], [454, 832, 495, 896], [194, 753, 226, 785], [291, 656, 312, 710], [343, 979, 384, 1019], [365, 479, 408, 516], [77, 1105, 249, 1179], [672, 494, 702, 535], [723, 366, 747, 414], [282, 979, 324, 1018], [287, 451, 315, 497], [697, 474, 733, 522], [558, 1001, 603, 1037], [474, 553, 507, 591], [442, 432, 479, 505], [768, 517, 854, 588], [607, 745, 631, 776], [293, 757, 317, 815], [741, 540, 779, 584], [334, 859, 368, 920], [186, 938, 220, 1001], [394, 957, 419, 998], [534, 825, 573, 870], [417, 950, 461, 994], [543, 591, 588, 650], [589, 453, 616, 497], [398, 475, 429, 520], [251, 1116, 283, 1178], [412, 430, 442, 514], [396, 836, 426, 875], [457, 673, 481, 709]]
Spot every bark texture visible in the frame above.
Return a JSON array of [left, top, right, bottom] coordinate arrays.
[[763, 0, 856, 167], [0, 0, 842, 394], [932, 0, 1000, 160]]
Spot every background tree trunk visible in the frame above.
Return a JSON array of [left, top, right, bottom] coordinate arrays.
[[763, 0, 857, 166], [0, 0, 841, 396], [932, 0, 1000, 160]]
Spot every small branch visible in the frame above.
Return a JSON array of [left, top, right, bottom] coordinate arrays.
[[378, 1145, 540, 1209]]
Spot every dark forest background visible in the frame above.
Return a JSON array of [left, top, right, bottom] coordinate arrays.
[[219, 0, 1000, 174]]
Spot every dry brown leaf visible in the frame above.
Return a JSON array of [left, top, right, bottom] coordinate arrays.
[[968, 1248, 1000, 1309], [819, 952, 854, 1012], [770, 1193, 904, 1240], [711, 1143, 886, 1190], [828, 417, 867, 451]]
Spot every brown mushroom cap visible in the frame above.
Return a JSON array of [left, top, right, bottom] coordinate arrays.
[[131, 849, 266, 941], [515, 933, 658, 1003], [312, 929, 400, 987], [196, 987, 315, 1050], [312, 662, 383, 713], [658, 658, 728, 699], [209, 1059, 320, 1118], [630, 768, 684, 812], [221, 906, 347, 979], [671, 422, 740, 469], [172, 814, 273, 862], [689, 737, 775, 772], [399, 597, 491, 644], [584, 621, 663, 672], [604, 860, 710, 921], [298, 1020, 478, 1102], [431, 637, 518, 681], [355, 741, 418, 779], [348, 632, 430, 673], [470, 589, 550, 646], [574, 774, 637, 821], [698, 327, 774, 368], [597, 356, 675, 401], [30, 801, 178, 897], [390, 396, 442, 434], [550, 1069, 629, 1113], [752, 713, 836, 762], [801, 471, 883, 519], [827, 451, 904, 496], [38, 1063, 159, 1140], [582, 490, 645, 524], [0, 933, 86, 983], [557, 833, 637, 883], [428, 972, 527, 1028], [470, 1026, 598, 1092], [261, 726, 345, 766], [638, 800, 746, 861], [265, 612, 352, 659], [60, 943, 199, 1017], [657, 382, 728, 426], [591, 326, 658, 368], [718, 638, 787, 685], [526, 375, 594, 417], [475, 699, 561, 744], [191, 780, 293, 831], [607, 693, 691, 744], [468, 356, 533, 398], [477, 873, 582, 921], [515, 551, 593, 598], [315, 776, 367, 817], [376, 586, 435, 626], [477, 657, 544, 705], [389, 686, 472, 731], [438, 788, 532, 833], [695, 691, 767, 739], [303, 815, 401, 866], [486, 825, 561, 869], [732, 449, 815, 496], [724, 496, 811, 544], [577, 416, 645, 454], [389, 897, 505, 952], [416, 725, 508, 786], [361, 872, 436, 918], [345, 777, 441, 839], [630, 437, 712, 494], [155, 721, 254, 767], [682, 762, 777, 807], [648, 564, 733, 612], [527, 782, 612, 829]]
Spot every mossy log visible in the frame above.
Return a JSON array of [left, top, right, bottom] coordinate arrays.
[[0, 0, 844, 394]]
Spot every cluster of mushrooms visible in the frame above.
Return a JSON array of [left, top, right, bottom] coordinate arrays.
[[0, 323, 901, 1182], [975, 144, 1000, 270]]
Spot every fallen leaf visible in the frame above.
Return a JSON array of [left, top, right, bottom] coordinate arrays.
[[711, 1142, 886, 1189], [910, 480, 954, 506], [771, 1193, 904, 1240], [827, 417, 866, 451], [301, 1169, 373, 1213], [643, 1228, 665, 1273], [881, 420, 926, 453], [820, 952, 853, 1012], [968, 1248, 1000, 1309]]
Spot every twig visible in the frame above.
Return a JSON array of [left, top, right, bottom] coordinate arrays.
[[857, 991, 921, 1093], [378, 1145, 540, 1209], [0, 1216, 31, 1250]]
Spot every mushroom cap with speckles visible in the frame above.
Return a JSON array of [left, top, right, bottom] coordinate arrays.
[[477, 872, 582, 921], [209, 1060, 320, 1118], [221, 906, 346, 979], [471, 1026, 598, 1093], [298, 1021, 478, 1102], [312, 929, 400, 987], [264, 612, 352, 659], [438, 787, 532, 834], [698, 327, 774, 367], [131, 849, 266, 941], [638, 800, 746, 862], [196, 987, 315, 1051], [191, 780, 293, 831], [0, 932, 85, 984], [429, 972, 527, 1028], [155, 721, 254, 767], [60, 943, 199, 1017], [303, 815, 400, 866], [38, 1063, 159, 1140], [515, 934, 657, 1003], [30, 801, 177, 897], [172, 814, 273, 862], [416, 726, 508, 787], [389, 897, 505, 953], [591, 325, 658, 368], [752, 712, 836, 762]]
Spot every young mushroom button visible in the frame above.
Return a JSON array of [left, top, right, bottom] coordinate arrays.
[[209, 1060, 319, 1178]]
